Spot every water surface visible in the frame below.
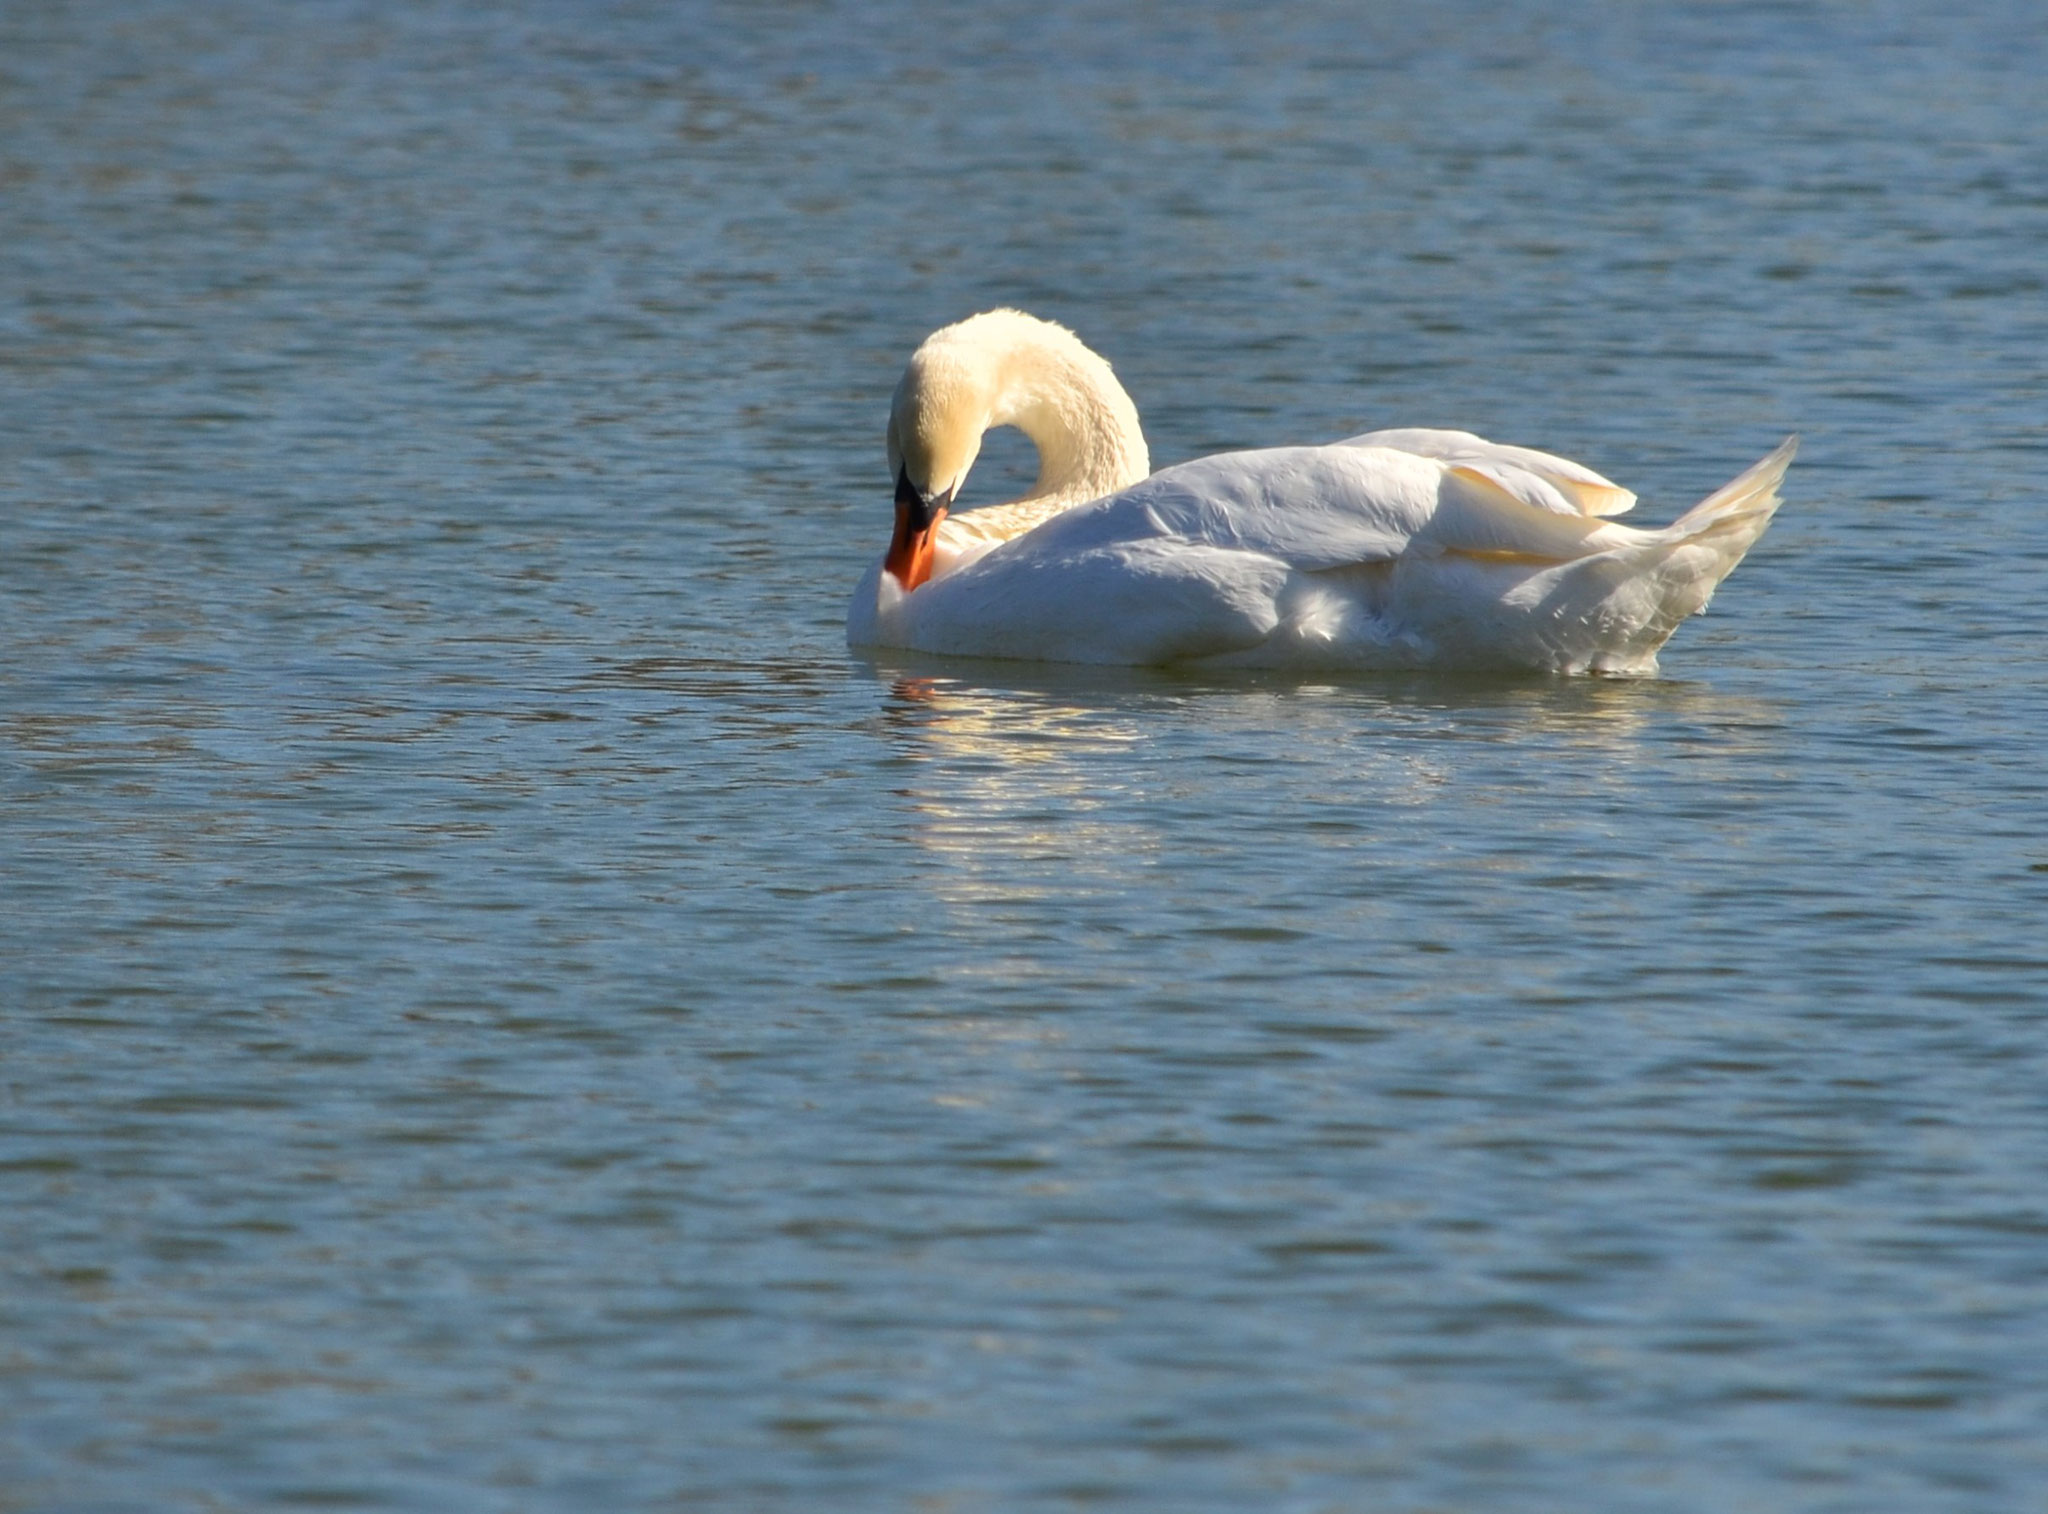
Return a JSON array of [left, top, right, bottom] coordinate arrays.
[[4, 2, 2047, 1509]]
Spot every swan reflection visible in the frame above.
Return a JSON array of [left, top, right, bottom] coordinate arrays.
[[850, 656, 1793, 1045], [861, 655, 1790, 883]]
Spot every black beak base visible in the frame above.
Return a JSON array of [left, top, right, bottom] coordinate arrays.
[[895, 468, 952, 529]]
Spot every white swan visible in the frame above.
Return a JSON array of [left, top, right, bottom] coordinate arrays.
[[847, 309, 1794, 674]]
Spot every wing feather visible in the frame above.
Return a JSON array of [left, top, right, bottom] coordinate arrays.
[[1031, 447, 1444, 570], [1020, 445, 1639, 573], [1340, 428, 1637, 517], [1422, 465, 1641, 562]]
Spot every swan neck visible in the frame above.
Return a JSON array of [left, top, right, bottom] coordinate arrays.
[[988, 338, 1148, 508]]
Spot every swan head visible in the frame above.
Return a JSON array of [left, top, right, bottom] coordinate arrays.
[[883, 336, 989, 591], [880, 310, 1151, 592]]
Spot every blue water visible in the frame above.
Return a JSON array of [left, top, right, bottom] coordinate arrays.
[[4, 2, 2047, 1509]]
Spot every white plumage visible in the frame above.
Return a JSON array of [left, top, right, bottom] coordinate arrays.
[[849, 310, 1793, 675]]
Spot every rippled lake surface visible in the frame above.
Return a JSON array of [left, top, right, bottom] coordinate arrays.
[[5, 2, 2047, 1509]]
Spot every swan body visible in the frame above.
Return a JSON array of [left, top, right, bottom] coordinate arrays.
[[849, 309, 1793, 675]]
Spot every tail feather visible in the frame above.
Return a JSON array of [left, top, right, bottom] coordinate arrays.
[[1666, 435, 1799, 539], [1515, 436, 1798, 673]]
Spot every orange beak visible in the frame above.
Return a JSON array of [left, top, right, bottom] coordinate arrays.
[[885, 469, 950, 592]]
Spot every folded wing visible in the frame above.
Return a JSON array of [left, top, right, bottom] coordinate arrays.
[[1341, 427, 1638, 517], [1024, 443, 1640, 573]]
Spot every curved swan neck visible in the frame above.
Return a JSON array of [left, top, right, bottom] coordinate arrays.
[[979, 317, 1150, 508], [896, 310, 1150, 516]]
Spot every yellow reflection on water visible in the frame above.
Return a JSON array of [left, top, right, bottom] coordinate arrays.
[[876, 670, 1161, 903], [860, 656, 1791, 905]]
